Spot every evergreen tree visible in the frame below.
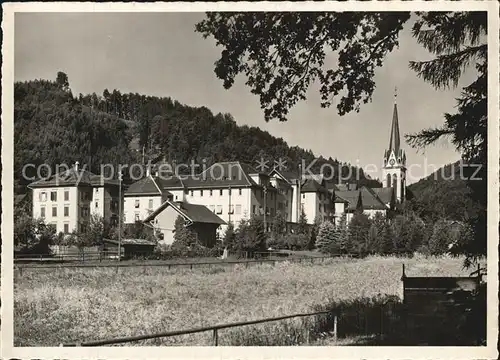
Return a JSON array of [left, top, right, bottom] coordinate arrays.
[[234, 217, 267, 255], [223, 221, 237, 250], [297, 208, 308, 235], [171, 216, 198, 256], [316, 221, 338, 255], [308, 215, 323, 250], [348, 212, 372, 256], [336, 213, 349, 254]]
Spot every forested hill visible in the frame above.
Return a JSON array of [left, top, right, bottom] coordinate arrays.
[[14, 73, 381, 193], [406, 161, 481, 223]]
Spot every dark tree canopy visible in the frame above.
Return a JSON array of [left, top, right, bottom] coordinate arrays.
[[196, 12, 410, 122]]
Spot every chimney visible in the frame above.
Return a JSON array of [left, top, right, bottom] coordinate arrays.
[[75, 161, 80, 172]]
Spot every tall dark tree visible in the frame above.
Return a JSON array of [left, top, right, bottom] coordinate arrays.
[[56, 71, 69, 91]]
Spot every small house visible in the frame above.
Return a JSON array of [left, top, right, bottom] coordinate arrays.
[[143, 200, 226, 247]]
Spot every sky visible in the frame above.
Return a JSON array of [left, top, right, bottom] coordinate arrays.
[[14, 12, 479, 184]]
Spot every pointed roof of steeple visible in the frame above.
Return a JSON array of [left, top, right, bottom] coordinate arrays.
[[388, 88, 400, 154]]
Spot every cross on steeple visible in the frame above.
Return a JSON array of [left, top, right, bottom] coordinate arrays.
[[394, 86, 398, 104]]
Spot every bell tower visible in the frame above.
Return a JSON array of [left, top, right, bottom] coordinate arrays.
[[382, 88, 406, 203]]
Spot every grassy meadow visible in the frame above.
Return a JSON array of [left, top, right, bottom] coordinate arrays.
[[14, 255, 471, 346]]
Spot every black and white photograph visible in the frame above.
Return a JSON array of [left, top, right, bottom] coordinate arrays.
[[1, 2, 499, 358]]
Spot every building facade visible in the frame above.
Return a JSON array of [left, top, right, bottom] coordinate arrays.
[[28, 162, 121, 234]]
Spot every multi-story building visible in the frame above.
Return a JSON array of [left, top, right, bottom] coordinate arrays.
[[28, 162, 121, 234]]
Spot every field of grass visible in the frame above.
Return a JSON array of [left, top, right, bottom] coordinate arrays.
[[14, 255, 471, 346]]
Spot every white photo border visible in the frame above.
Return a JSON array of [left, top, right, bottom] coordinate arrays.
[[1, 1, 499, 359]]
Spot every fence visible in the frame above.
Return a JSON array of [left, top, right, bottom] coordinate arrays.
[[15, 255, 344, 275], [62, 310, 339, 346]]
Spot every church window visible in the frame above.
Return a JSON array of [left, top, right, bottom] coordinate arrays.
[[386, 174, 391, 188]]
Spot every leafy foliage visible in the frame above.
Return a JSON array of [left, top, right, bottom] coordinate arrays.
[[196, 12, 410, 121], [14, 214, 55, 254], [347, 212, 372, 256]]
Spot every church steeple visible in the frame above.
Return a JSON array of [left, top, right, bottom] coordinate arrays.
[[382, 87, 406, 203], [388, 88, 400, 154]]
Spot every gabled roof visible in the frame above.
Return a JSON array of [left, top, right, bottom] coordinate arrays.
[[144, 200, 226, 225], [268, 169, 300, 183], [182, 161, 259, 188], [360, 187, 388, 210], [371, 187, 394, 205], [28, 167, 119, 188], [125, 175, 173, 197], [335, 187, 387, 211]]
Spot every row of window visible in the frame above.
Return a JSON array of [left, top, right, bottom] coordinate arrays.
[[135, 199, 154, 209], [186, 188, 244, 197], [39, 190, 93, 202], [207, 204, 242, 215], [39, 205, 89, 218]]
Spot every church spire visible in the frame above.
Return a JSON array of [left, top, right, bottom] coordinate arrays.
[[388, 87, 400, 154]]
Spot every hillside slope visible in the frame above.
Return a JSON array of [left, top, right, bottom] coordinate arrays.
[[14, 74, 380, 193]]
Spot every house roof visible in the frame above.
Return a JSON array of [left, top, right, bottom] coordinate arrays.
[[268, 169, 300, 183], [182, 161, 259, 188], [371, 187, 394, 205], [144, 200, 226, 225], [335, 187, 388, 211], [28, 166, 119, 188], [360, 187, 388, 210], [125, 175, 173, 197]]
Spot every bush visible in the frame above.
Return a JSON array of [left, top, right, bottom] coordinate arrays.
[[285, 233, 309, 250]]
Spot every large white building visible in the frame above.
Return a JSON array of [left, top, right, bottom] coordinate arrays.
[[28, 162, 121, 234]]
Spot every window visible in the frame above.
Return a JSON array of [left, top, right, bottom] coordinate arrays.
[[175, 195, 178, 200], [219, 189, 223, 196], [50, 191, 57, 202], [229, 188, 232, 195], [64, 190, 69, 201], [52, 206, 57, 217], [200, 190, 204, 197], [40, 191, 47, 202], [95, 201, 99, 209], [216, 205, 223, 214], [229, 205, 234, 214], [64, 206, 69, 217], [40, 206, 46, 218], [239, 189, 242, 196], [302, 193, 305, 199], [210, 190, 213, 196], [64, 223, 69, 233], [190, 190, 194, 196], [148, 199, 153, 209], [135, 213, 140, 221], [235, 204, 241, 215], [81, 207, 89, 217], [252, 205, 256, 214], [80, 223, 86, 233], [134, 199, 140, 208]]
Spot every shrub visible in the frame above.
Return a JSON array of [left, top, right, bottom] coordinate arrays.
[[285, 233, 309, 250]]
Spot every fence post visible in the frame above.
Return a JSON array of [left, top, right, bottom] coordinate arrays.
[[213, 328, 218, 346], [333, 314, 338, 342]]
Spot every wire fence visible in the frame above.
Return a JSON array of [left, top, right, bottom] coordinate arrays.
[[62, 309, 339, 346], [14, 254, 346, 275]]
